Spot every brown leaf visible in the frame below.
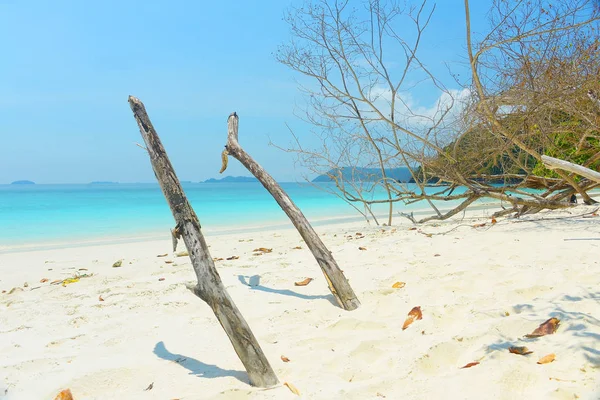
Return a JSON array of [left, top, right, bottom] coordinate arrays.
[[226, 255, 239, 260], [509, 346, 533, 355], [158, 278, 165, 281], [40, 278, 49, 283], [491, 217, 497, 224], [355, 232, 363, 236], [473, 223, 486, 228], [392, 281, 406, 289], [281, 355, 290, 362], [157, 253, 168, 257], [284, 382, 300, 396], [525, 317, 560, 338], [358, 246, 367, 251], [144, 382, 154, 391], [253, 247, 273, 253], [408, 227, 417, 231], [292, 246, 302, 250], [434, 253, 441, 257], [99, 295, 104, 301], [402, 306, 422, 330], [460, 361, 480, 369], [294, 278, 313, 286], [537, 353, 556, 364], [54, 389, 74, 400], [376, 393, 386, 398], [175, 251, 189, 257], [164, 260, 173, 264]]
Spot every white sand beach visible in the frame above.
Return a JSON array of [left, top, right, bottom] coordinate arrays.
[[1, 206, 599, 399]]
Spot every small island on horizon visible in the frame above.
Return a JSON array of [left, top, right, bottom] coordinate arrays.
[[204, 176, 259, 183], [89, 181, 119, 185], [11, 180, 35, 185]]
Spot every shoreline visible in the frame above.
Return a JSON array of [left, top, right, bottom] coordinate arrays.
[[1, 205, 599, 399]]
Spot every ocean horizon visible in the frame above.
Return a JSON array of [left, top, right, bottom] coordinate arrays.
[[0, 181, 503, 252]]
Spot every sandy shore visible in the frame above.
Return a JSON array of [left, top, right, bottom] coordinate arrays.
[[1, 206, 599, 399]]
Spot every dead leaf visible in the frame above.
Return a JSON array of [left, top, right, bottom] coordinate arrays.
[[176, 251, 189, 257], [294, 278, 313, 286], [402, 306, 422, 330], [213, 257, 224, 261], [460, 361, 480, 369], [158, 278, 165, 281], [281, 355, 290, 362], [392, 282, 406, 289], [54, 389, 74, 400], [50, 279, 63, 285], [408, 227, 417, 231], [473, 223, 486, 228], [434, 253, 440, 257], [358, 246, 367, 251], [40, 278, 49, 283], [226, 255, 239, 260], [164, 260, 173, 264], [355, 232, 363, 236], [157, 253, 168, 257], [377, 393, 386, 398], [253, 247, 273, 253], [99, 295, 104, 301], [144, 382, 154, 391], [537, 353, 556, 364], [284, 382, 300, 396], [491, 217, 497, 224], [292, 246, 302, 250], [509, 346, 533, 355], [112, 260, 122, 268], [525, 317, 560, 338]]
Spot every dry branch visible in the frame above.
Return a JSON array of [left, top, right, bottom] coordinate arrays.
[[128, 97, 278, 388], [221, 112, 360, 311], [542, 155, 600, 185]]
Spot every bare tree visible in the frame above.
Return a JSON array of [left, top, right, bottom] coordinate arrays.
[[277, 0, 600, 223]]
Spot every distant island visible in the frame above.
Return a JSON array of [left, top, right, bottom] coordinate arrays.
[[11, 180, 35, 185], [204, 176, 259, 183], [90, 181, 119, 185], [312, 167, 413, 183]]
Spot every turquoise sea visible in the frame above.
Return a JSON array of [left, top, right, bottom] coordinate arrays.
[[0, 182, 481, 251]]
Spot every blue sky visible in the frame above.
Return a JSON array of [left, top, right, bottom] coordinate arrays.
[[0, 0, 488, 184]]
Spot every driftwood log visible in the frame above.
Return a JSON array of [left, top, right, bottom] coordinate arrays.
[[221, 112, 360, 311], [542, 155, 600, 185], [128, 97, 278, 388]]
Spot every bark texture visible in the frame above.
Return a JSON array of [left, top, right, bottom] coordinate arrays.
[[128, 97, 278, 388], [221, 112, 360, 311]]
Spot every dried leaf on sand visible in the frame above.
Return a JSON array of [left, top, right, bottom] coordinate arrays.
[[392, 282, 406, 289], [281, 355, 290, 362], [525, 317, 560, 338], [402, 306, 422, 330], [460, 361, 480, 369], [226, 255, 240, 260], [54, 389, 74, 400], [537, 353, 556, 364], [294, 278, 313, 286], [509, 346, 533, 355], [284, 382, 300, 395], [358, 246, 367, 251], [253, 247, 273, 253]]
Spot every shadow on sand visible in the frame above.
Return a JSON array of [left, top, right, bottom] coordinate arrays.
[[153, 341, 248, 384]]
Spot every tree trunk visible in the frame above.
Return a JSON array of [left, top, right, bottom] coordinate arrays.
[[221, 112, 360, 311], [128, 97, 278, 388], [542, 155, 600, 185]]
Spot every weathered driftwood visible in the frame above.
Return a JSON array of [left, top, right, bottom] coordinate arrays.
[[128, 97, 278, 388], [221, 112, 360, 311], [542, 155, 600, 185]]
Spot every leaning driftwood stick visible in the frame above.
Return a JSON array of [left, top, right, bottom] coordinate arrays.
[[542, 155, 600, 185], [221, 112, 360, 311], [128, 97, 278, 388]]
